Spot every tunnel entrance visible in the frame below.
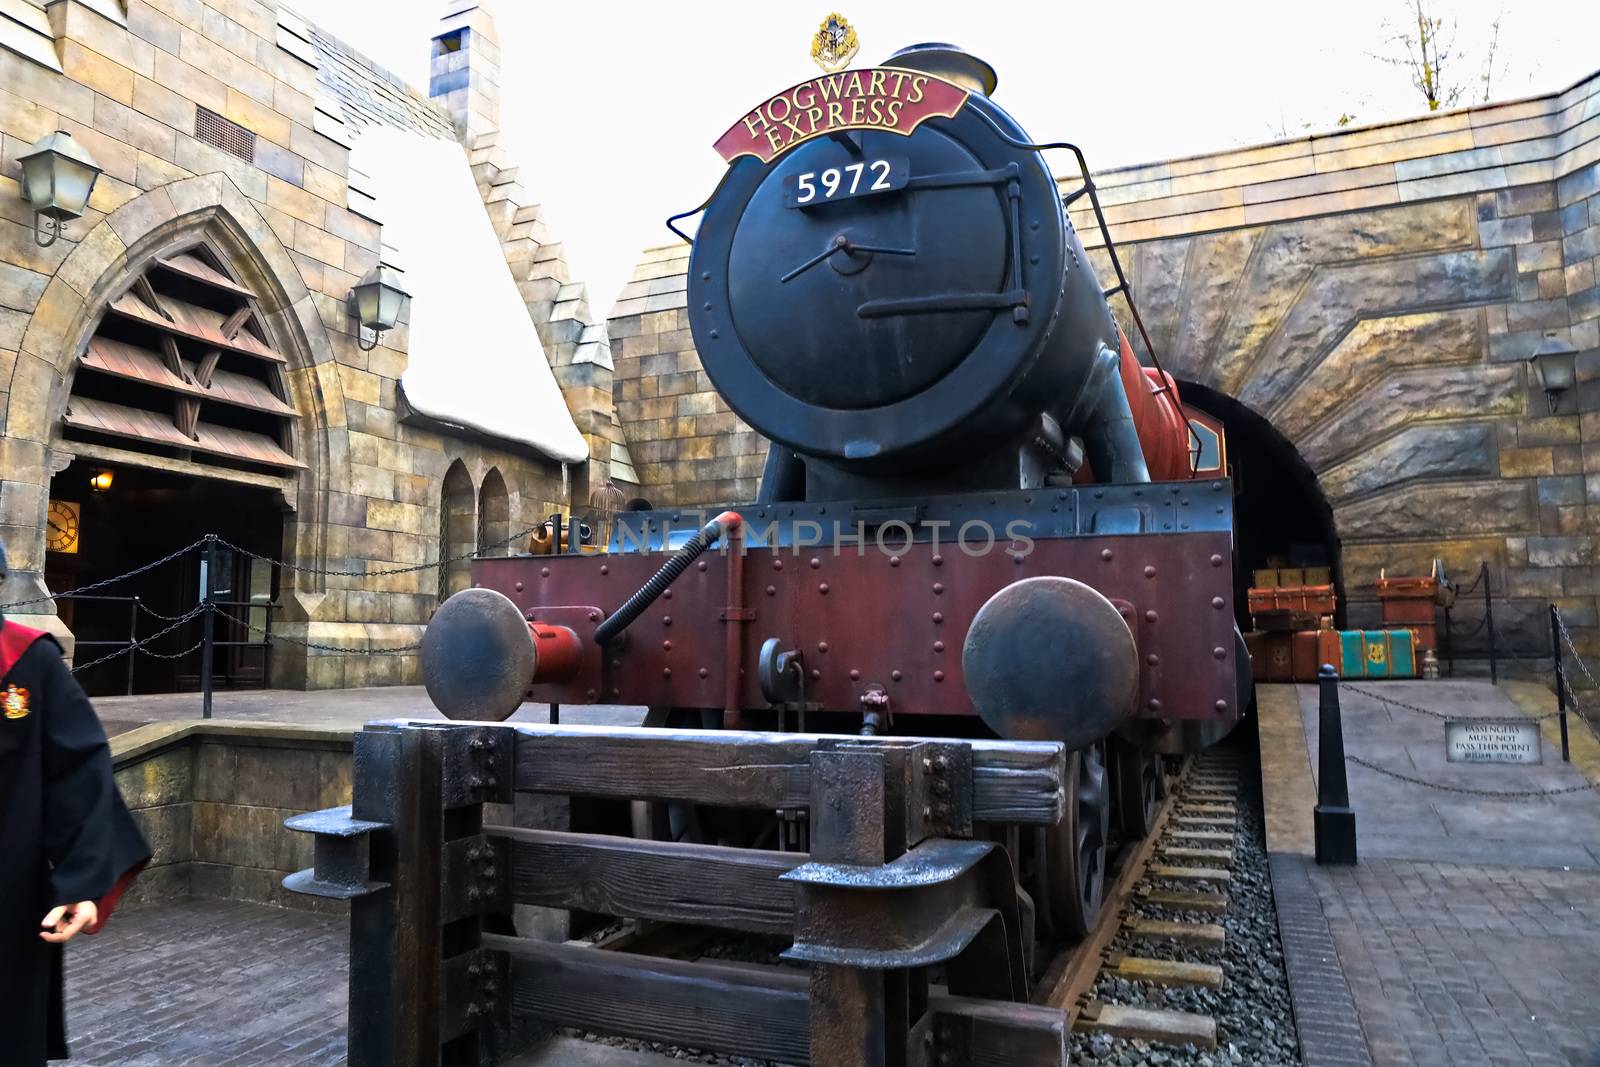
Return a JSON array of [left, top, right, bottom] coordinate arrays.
[[1177, 380, 1344, 630], [44, 459, 286, 697]]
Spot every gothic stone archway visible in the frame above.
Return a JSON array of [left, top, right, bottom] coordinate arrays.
[[1, 174, 344, 661]]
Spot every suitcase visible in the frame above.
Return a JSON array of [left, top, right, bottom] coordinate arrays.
[[1245, 631, 1294, 682], [1291, 630, 1321, 682], [1318, 629, 1417, 679], [1378, 575, 1438, 652]]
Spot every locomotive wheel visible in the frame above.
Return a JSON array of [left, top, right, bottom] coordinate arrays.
[[1114, 739, 1165, 840], [1045, 741, 1111, 939]]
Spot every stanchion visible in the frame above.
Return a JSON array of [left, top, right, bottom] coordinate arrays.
[[1314, 664, 1357, 865], [201, 534, 217, 719], [1551, 604, 1571, 763], [1483, 561, 1496, 684]]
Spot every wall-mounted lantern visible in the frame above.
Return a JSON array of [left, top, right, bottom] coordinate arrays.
[[18, 130, 102, 248], [347, 265, 411, 352], [89, 469, 114, 492], [1529, 331, 1578, 415]]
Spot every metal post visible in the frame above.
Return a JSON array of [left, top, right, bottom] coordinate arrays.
[[1443, 604, 1455, 678], [1482, 561, 1497, 684], [126, 596, 139, 696], [1314, 665, 1358, 865], [1551, 604, 1571, 763], [201, 534, 216, 719]]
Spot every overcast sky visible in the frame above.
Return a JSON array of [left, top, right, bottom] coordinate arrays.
[[307, 1, 1600, 316]]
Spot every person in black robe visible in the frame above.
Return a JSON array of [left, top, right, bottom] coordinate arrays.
[[0, 539, 151, 1065]]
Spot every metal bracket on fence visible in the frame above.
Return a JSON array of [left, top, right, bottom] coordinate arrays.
[[1314, 664, 1358, 865], [283, 804, 391, 899]]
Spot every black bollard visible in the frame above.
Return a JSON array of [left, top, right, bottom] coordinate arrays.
[[1314, 664, 1358, 865], [1551, 605, 1571, 763]]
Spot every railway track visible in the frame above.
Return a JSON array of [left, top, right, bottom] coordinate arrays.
[[1035, 749, 1244, 1053], [547, 748, 1251, 1065]]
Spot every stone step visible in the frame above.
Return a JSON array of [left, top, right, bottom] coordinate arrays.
[[1075, 1001, 1217, 1050], [1130, 918, 1226, 949], [1107, 953, 1226, 990], [1166, 829, 1234, 843], [1139, 887, 1230, 913], [1148, 865, 1233, 885], [1158, 846, 1235, 864]]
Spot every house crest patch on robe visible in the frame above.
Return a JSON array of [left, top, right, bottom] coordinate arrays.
[[3, 683, 29, 718]]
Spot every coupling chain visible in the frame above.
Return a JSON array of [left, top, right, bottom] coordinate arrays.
[[1, 538, 207, 611], [1346, 755, 1596, 799], [1340, 682, 1560, 722], [69, 604, 209, 674], [211, 606, 421, 656]]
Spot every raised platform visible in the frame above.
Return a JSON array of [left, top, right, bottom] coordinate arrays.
[[1258, 680, 1600, 1066]]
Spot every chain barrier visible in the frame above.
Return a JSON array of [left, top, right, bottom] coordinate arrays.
[[1346, 755, 1596, 799], [1553, 611, 1600, 751], [214, 522, 542, 579], [0, 538, 208, 612], [1340, 681, 1562, 722], [4, 521, 546, 612], [211, 605, 421, 656], [68, 604, 209, 675]]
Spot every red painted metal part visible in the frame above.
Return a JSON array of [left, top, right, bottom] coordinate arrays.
[[1073, 331, 1193, 484], [529, 622, 584, 683], [473, 530, 1237, 729]]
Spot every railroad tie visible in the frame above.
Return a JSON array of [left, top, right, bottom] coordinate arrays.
[[1139, 887, 1229, 913], [1075, 1001, 1218, 1050], [1165, 829, 1233, 843], [1158, 845, 1235, 864], [1130, 918, 1226, 949], [1148, 864, 1233, 884], [1180, 804, 1237, 817], [1173, 816, 1237, 831], [1107, 953, 1225, 990]]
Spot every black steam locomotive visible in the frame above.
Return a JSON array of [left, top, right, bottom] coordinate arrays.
[[427, 43, 1249, 936]]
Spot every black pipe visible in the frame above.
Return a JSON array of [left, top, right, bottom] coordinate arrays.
[[1078, 343, 1151, 485], [593, 513, 739, 645]]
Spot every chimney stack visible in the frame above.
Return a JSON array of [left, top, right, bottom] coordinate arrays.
[[429, 1, 500, 140]]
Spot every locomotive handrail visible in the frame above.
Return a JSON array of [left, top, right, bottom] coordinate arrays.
[[964, 107, 1174, 401], [665, 165, 738, 245]]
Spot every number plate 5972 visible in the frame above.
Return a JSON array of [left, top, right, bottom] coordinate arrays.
[[785, 157, 909, 208]]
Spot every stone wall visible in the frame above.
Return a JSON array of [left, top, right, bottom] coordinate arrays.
[[0, 0, 582, 687], [611, 244, 766, 507], [608, 69, 1600, 671], [114, 721, 352, 912]]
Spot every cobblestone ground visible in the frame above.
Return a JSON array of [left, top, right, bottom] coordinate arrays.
[[1309, 859, 1600, 1067], [62, 899, 347, 1066]]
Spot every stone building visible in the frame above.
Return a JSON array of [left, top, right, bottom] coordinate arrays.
[[609, 67, 1600, 672], [0, 0, 632, 691]]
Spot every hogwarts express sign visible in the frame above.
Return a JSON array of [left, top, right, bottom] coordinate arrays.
[[714, 68, 969, 163]]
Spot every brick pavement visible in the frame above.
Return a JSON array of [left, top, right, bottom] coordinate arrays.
[[1260, 681, 1600, 1066], [1305, 858, 1600, 1067], [63, 899, 347, 1066]]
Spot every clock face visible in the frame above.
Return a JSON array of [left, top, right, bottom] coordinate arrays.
[[47, 499, 80, 555]]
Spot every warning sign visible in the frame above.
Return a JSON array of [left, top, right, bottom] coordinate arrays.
[[1444, 719, 1542, 765]]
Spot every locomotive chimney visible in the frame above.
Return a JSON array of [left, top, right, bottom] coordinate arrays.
[[883, 43, 998, 96], [429, 1, 501, 140]]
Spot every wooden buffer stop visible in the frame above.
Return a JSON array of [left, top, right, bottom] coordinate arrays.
[[284, 719, 1072, 1066]]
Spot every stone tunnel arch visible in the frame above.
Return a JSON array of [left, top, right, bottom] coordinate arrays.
[[1177, 379, 1345, 629]]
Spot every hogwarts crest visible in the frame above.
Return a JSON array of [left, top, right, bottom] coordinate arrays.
[[3, 684, 28, 719], [810, 13, 858, 73]]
